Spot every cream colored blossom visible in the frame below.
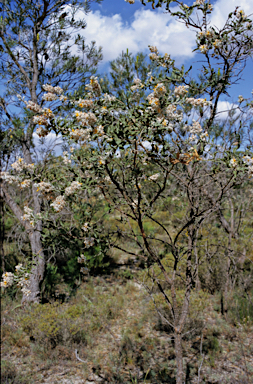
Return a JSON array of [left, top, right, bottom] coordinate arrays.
[[35, 181, 53, 193], [174, 85, 189, 97], [65, 181, 82, 196], [51, 195, 66, 212], [200, 44, 208, 53], [149, 173, 160, 181], [229, 158, 237, 168], [83, 237, 95, 248], [42, 84, 63, 94]]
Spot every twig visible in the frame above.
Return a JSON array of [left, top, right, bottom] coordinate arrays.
[[75, 349, 86, 363], [197, 333, 204, 384]]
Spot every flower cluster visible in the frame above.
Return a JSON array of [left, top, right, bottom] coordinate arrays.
[[149, 173, 160, 181], [229, 158, 237, 168], [65, 181, 82, 196], [93, 125, 105, 136], [189, 121, 203, 135], [82, 223, 89, 232], [75, 99, 94, 109], [147, 93, 160, 112], [75, 111, 97, 126], [24, 100, 43, 113], [243, 156, 253, 177], [17, 275, 31, 297], [42, 92, 58, 101], [153, 83, 167, 99], [125, 0, 135, 4], [36, 126, 50, 137], [33, 107, 54, 132], [77, 254, 87, 264], [1, 266, 31, 297], [165, 104, 177, 119], [20, 179, 31, 189], [0, 272, 14, 287], [63, 151, 71, 165], [35, 181, 53, 193], [101, 93, 116, 103], [70, 128, 92, 141], [236, 9, 246, 20], [22, 206, 36, 227], [174, 85, 189, 97], [148, 45, 159, 61], [50, 195, 66, 212], [42, 84, 63, 94], [85, 76, 101, 97], [11, 158, 34, 172], [130, 78, 144, 92], [0, 172, 18, 184], [83, 237, 95, 248], [194, 0, 205, 5], [186, 97, 211, 107]]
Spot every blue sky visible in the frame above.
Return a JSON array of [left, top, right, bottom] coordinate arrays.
[[80, 0, 253, 103]]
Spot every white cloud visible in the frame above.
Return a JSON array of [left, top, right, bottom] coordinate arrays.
[[72, 0, 253, 66], [78, 8, 196, 63], [211, 0, 253, 29], [215, 100, 239, 120], [33, 132, 63, 158]]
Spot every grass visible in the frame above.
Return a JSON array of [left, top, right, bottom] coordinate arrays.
[[1, 277, 253, 383]]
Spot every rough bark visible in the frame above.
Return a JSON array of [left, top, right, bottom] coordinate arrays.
[[174, 331, 184, 384], [2, 182, 45, 302]]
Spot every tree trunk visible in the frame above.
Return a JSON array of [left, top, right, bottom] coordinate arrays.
[[174, 330, 184, 384], [23, 229, 45, 303], [2, 182, 45, 303]]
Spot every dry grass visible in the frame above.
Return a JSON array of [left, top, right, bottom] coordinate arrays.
[[1, 277, 253, 383]]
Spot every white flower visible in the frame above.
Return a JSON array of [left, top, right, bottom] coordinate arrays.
[[101, 93, 116, 103], [189, 121, 203, 135], [229, 158, 237, 168], [82, 223, 89, 232], [35, 181, 53, 193], [1, 272, 14, 288], [174, 85, 189, 97], [165, 104, 177, 119], [130, 78, 144, 92], [15, 264, 23, 272], [75, 99, 94, 109], [149, 173, 160, 181], [200, 44, 208, 54], [51, 195, 66, 212], [70, 128, 92, 141], [78, 254, 87, 264], [42, 92, 58, 101], [85, 76, 101, 97], [65, 181, 82, 196], [0, 172, 18, 184], [42, 84, 63, 94], [153, 83, 166, 98], [36, 126, 49, 137], [83, 237, 95, 248], [194, 0, 205, 5], [20, 179, 31, 189], [24, 100, 43, 113]]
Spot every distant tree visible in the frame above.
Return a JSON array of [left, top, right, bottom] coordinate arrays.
[[0, 0, 103, 302]]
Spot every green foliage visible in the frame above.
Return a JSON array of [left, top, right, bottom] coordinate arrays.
[[1, 360, 31, 384], [228, 290, 253, 325]]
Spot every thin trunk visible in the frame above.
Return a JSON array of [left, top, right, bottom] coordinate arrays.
[[174, 331, 184, 384], [2, 182, 45, 302], [24, 230, 45, 303]]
